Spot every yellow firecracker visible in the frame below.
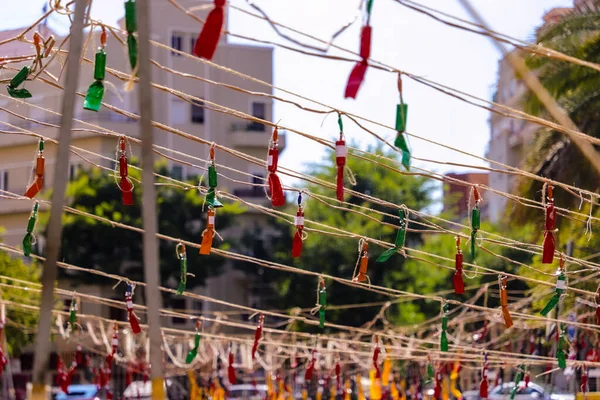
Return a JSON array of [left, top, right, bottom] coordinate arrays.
[[356, 374, 366, 400], [344, 378, 351, 400], [391, 382, 400, 400], [382, 359, 392, 387], [441, 376, 450, 400], [450, 361, 462, 400], [370, 370, 382, 400]]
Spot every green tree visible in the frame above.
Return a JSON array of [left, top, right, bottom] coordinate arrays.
[[55, 161, 244, 292], [518, 3, 600, 211], [238, 145, 508, 329], [0, 243, 40, 355]]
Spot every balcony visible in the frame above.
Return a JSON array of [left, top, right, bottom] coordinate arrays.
[[229, 123, 287, 150]]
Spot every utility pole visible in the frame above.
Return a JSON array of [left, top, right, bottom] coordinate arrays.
[[29, 0, 87, 398], [136, 0, 166, 398]]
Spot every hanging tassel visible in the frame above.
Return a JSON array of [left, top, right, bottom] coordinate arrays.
[[509, 365, 524, 400], [125, 284, 142, 334], [425, 356, 434, 384], [117, 137, 134, 205], [440, 303, 449, 352], [450, 360, 462, 400], [292, 193, 304, 258], [228, 342, 236, 384], [582, 366, 589, 399], [318, 278, 327, 329], [200, 209, 215, 255], [176, 243, 188, 294], [76, 345, 83, 366], [22, 201, 38, 257], [56, 356, 69, 393], [24, 139, 45, 199], [334, 114, 347, 203], [470, 187, 481, 263], [69, 296, 78, 333], [453, 236, 464, 294], [335, 361, 341, 393], [381, 355, 392, 387], [540, 257, 566, 316], [186, 320, 202, 364], [124, 0, 138, 72], [353, 241, 370, 282], [433, 368, 442, 400], [205, 147, 224, 208], [251, 314, 264, 360], [395, 74, 411, 170], [542, 185, 556, 264], [480, 352, 488, 400], [373, 337, 381, 379], [84, 28, 107, 111], [267, 128, 285, 207], [344, 20, 372, 99], [193, 0, 225, 60], [557, 324, 567, 369], [305, 348, 317, 381], [377, 207, 408, 262], [7, 66, 32, 98], [499, 275, 513, 328]]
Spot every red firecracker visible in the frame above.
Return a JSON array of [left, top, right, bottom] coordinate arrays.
[[193, 0, 225, 60], [453, 236, 465, 294], [335, 138, 347, 202], [292, 194, 305, 258], [480, 352, 488, 400], [125, 284, 142, 334], [267, 128, 285, 207], [373, 338, 381, 379]]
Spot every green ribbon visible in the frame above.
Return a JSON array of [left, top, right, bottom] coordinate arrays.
[[177, 255, 187, 295], [70, 298, 77, 329], [510, 366, 525, 400], [377, 208, 407, 262], [23, 202, 38, 257], [7, 66, 32, 98], [440, 303, 449, 352], [186, 332, 201, 364]]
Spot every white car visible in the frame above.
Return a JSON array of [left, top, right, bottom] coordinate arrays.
[[488, 382, 575, 400]]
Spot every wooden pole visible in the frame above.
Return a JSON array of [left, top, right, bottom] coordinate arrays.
[[136, 0, 166, 398], [29, 0, 87, 398]]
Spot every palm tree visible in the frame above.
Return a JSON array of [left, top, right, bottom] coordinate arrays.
[[516, 1, 600, 214]]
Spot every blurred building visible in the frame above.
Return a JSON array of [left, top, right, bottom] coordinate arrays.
[[0, 1, 280, 338], [443, 172, 488, 221], [486, 0, 593, 222]]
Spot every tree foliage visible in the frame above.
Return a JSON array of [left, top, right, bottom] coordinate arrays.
[[0, 244, 40, 355], [518, 4, 600, 214], [55, 161, 244, 291]]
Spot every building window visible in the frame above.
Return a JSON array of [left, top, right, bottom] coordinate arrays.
[[190, 37, 196, 54], [191, 99, 205, 124], [249, 102, 266, 132], [0, 171, 7, 191], [171, 99, 186, 125], [171, 33, 183, 55], [171, 298, 186, 324], [172, 165, 183, 180]]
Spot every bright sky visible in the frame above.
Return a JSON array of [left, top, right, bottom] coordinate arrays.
[[2, 0, 573, 179]]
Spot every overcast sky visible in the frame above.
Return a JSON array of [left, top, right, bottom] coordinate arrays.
[[2, 0, 573, 181]]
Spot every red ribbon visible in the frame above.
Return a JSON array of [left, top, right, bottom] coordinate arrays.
[[267, 146, 285, 206], [453, 252, 464, 294], [228, 348, 236, 384], [126, 293, 142, 334], [251, 315, 263, 360], [118, 138, 133, 205], [480, 377, 488, 399], [542, 197, 556, 264], [292, 208, 304, 258], [193, 0, 225, 60], [434, 370, 442, 399], [373, 343, 381, 379], [336, 139, 347, 201], [335, 362, 341, 392], [344, 26, 372, 99], [305, 349, 317, 381]]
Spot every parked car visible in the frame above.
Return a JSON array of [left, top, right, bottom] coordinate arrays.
[[123, 378, 188, 399], [228, 384, 269, 400], [488, 382, 575, 400], [54, 384, 108, 400]]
